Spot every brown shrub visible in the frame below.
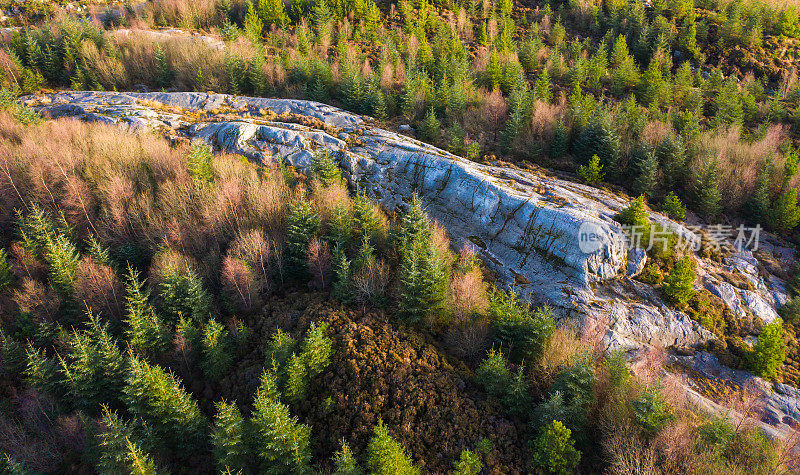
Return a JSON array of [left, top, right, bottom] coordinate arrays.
[[352, 258, 390, 305], [73, 256, 124, 323], [445, 315, 492, 361], [535, 327, 583, 387], [221, 255, 264, 314], [11, 278, 58, 324], [306, 237, 331, 290], [602, 425, 659, 475], [449, 266, 488, 321]]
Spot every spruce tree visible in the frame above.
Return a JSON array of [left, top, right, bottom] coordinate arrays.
[[96, 406, 160, 475], [200, 318, 234, 381], [655, 134, 686, 191], [417, 107, 441, 144], [258, 0, 287, 30], [0, 248, 12, 291], [572, 113, 619, 174], [333, 440, 362, 474], [750, 322, 786, 381], [693, 159, 722, 219], [123, 355, 208, 458], [212, 400, 251, 473], [286, 198, 321, 281], [157, 267, 211, 326], [251, 370, 313, 473], [366, 421, 419, 475], [768, 188, 800, 234], [125, 268, 170, 359], [663, 255, 696, 306], [299, 322, 332, 376], [312, 152, 342, 187], [630, 143, 658, 199], [283, 352, 308, 401], [550, 120, 569, 158], [61, 312, 127, 414]]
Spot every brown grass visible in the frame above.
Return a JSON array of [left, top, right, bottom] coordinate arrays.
[[74, 256, 124, 323]]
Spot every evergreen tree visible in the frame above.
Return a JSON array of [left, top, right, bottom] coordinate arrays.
[[45, 233, 79, 300], [637, 59, 664, 108], [96, 406, 160, 475], [0, 248, 13, 291], [299, 322, 332, 376], [655, 134, 686, 191], [484, 50, 502, 90], [212, 400, 251, 474], [533, 68, 553, 103], [366, 421, 419, 475], [187, 142, 214, 185], [768, 188, 800, 234], [283, 352, 308, 401], [714, 79, 744, 127], [157, 267, 211, 326], [61, 312, 127, 414], [577, 155, 604, 186], [630, 143, 658, 199], [749, 322, 786, 381], [125, 268, 170, 359], [453, 450, 482, 475], [488, 290, 555, 363], [333, 440, 362, 474], [693, 159, 722, 219], [352, 192, 385, 247], [663, 255, 696, 306], [331, 247, 354, 304], [531, 420, 581, 475], [285, 198, 321, 281], [200, 318, 234, 381], [24, 344, 66, 401], [327, 204, 353, 250], [662, 192, 686, 221], [123, 355, 208, 457], [251, 370, 313, 473], [632, 385, 674, 437], [417, 107, 441, 144], [746, 163, 772, 224], [312, 152, 342, 187], [550, 120, 569, 158], [572, 113, 619, 175], [398, 238, 448, 325], [258, 0, 288, 30]]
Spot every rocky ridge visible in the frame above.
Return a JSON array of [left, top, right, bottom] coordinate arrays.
[[20, 91, 800, 442]]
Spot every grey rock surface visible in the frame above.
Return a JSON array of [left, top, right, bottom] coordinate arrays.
[[21, 90, 800, 443]]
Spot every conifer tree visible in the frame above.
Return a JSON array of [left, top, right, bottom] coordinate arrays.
[[333, 440, 362, 474], [630, 143, 658, 199], [212, 400, 251, 473], [327, 205, 353, 251], [531, 420, 581, 475], [157, 267, 211, 326], [258, 0, 288, 30], [61, 311, 127, 414], [0, 248, 13, 291], [768, 188, 800, 234], [418, 107, 441, 144], [533, 69, 552, 103], [283, 352, 308, 401], [200, 318, 234, 381], [366, 421, 419, 475], [299, 322, 332, 376], [96, 406, 160, 475], [573, 113, 620, 175], [352, 192, 385, 247], [332, 247, 354, 304], [693, 159, 722, 219], [577, 155, 604, 186], [286, 198, 321, 281], [123, 355, 208, 457], [251, 370, 313, 473], [750, 322, 786, 381], [453, 450, 482, 475], [663, 255, 696, 306], [655, 134, 686, 191], [24, 344, 66, 401], [550, 120, 569, 158], [45, 233, 79, 299], [484, 50, 502, 90], [637, 59, 664, 108], [125, 268, 170, 359], [312, 152, 342, 187]]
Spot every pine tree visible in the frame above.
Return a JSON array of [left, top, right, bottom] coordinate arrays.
[[125, 268, 170, 359], [637, 59, 664, 108], [299, 322, 332, 376], [312, 152, 342, 186], [201, 318, 234, 381], [212, 400, 251, 473], [154, 45, 172, 89], [251, 370, 312, 473], [0, 247, 13, 291], [259, 0, 288, 30], [417, 107, 441, 144], [61, 312, 127, 414], [333, 440, 362, 474], [283, 352, 308, 401], [123, 355, 208, 457], [550, 120, 569, 158], [332, 247, 354, 304], [96, 406, 160, 475], [533, 68, 552, 103], [366, 421, 419, 475], [662, 192, 686, 221], [286, 198, 321, 281], [503, 84, 530, 149], [630, 143, 658, 199], [352, 192, 385, 247], [663, 255, 696, 306], [714, 79, 744, 127], [573, 113, 620, 174], [45, 233, 79, 299], [24, 344, 66, 400], [187, 142, 214, 185], [693, 159, 722, 219], [768, 188, 800, 234], [531, 420, 581, 475]]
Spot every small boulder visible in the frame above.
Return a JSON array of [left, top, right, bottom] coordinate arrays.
[[627, 248, 647, 277]]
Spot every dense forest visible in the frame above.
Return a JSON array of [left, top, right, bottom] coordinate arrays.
[[1, 0, 800, 473]]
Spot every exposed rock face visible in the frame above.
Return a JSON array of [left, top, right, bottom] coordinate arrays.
[[25, 91, 633, 311], [20, 90, 799, 444]]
